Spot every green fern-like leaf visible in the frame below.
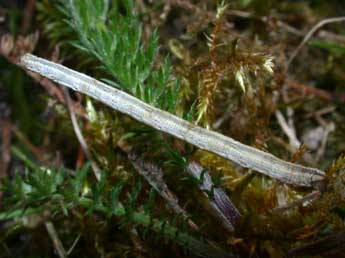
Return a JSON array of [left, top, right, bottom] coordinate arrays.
[[65, 0, 180, 113], [0, 163, 231, 258]]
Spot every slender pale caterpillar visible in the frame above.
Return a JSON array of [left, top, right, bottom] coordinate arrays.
[[20, 54, 325, 187]]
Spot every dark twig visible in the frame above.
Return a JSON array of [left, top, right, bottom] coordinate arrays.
[[21, 0, 36, 34], [0, 117, 11, 200], [288, 231, 345, 257], [186, 161, 241, 232], [125, 146, 199, 231]]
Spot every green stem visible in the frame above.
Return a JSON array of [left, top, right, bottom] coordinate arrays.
[[11, 146, 40, 171]]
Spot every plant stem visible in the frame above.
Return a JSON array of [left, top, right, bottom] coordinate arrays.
[[45, 221, 68, 258], [11, 145, 40, 171]]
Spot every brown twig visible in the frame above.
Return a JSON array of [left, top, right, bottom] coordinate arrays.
[[0, 33, 86, 119], [62, 87, 101, 181], [272, 191, 320, 214], [286, 79, 331, 101], [0, 117, 11, 200], [24, 67, 86, 118], [121, 144, 199, 231], [0, 118, 11, 178], [172, 0, 214, 19], [45, 221, 68, 258], [21, 0, 36, 34], [227, 10, 305, 37], [287, 16, 345, 68]]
